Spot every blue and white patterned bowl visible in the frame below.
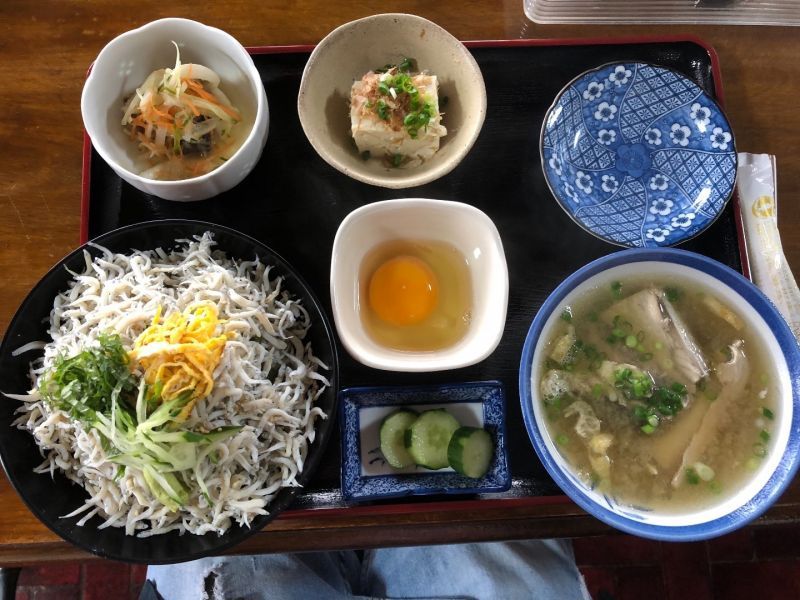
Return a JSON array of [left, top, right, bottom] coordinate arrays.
[[519, 249, 800, 541], [541, 62, 737, 248], [340, 381, 510, 502]]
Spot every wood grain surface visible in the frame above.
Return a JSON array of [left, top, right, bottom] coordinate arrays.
[[0, 0, 798, 564]]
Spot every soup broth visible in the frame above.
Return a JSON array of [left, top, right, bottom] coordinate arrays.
[[539, 276, 777, 514]]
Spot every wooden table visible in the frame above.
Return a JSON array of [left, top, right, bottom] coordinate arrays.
[[0, 1, 798, 566]]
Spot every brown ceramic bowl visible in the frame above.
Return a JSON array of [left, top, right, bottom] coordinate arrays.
[[297, 13, 486, 189]]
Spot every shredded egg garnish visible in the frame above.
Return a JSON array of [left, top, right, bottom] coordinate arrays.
[[128, 302, 230, 421]]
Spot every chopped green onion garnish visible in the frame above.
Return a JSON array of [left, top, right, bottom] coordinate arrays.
[[641, 424, 656, 435], [753, 442, 767, 458], [625, 335, 638, 348], [685, 467, 700, 485], [560, 309, 572, 323], [694, 462, 715, 482], [664, 287, 681, 302], [592, 384, 603, 397], [746, 457, 761, 471], [376, 100, 389, 120], [398, 57, 416, 72], [556, 434, 569, 445], [760, 430, 771, 443], [611, 281, 623, 297], [763, 407, 774, 420]]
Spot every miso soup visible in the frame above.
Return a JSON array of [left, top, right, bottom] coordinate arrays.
[[539, 277, 778, 513]]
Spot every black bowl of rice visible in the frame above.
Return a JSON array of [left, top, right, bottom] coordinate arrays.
[[0, 220, 338, 563]]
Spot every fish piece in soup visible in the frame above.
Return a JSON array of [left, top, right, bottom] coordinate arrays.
[[601, 288, 708, 386], [672, 341, 750, 487]]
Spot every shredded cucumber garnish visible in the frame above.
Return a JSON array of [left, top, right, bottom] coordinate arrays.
[[41, 335, 241, 510]]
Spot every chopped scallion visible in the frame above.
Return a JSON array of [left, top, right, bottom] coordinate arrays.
[[685, 467, 700, 485], [376, 100, 389, 120], [694, 462, 715, 482], [398, 57, 416, 72], [746, 457, 761, 471]]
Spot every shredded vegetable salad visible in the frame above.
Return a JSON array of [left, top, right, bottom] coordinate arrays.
[[121, 43, 243, 180]]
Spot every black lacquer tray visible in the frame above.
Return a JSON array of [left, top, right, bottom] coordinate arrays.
[[81, 37, 746, 514]]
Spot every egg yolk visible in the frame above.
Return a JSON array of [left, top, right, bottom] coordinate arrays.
[[368, 256, 439, 326]]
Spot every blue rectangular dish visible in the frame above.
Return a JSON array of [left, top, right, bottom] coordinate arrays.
[[340, 381, 511, 502]]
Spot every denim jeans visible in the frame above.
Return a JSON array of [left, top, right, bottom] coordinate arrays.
[[146, 539, 589, 599]]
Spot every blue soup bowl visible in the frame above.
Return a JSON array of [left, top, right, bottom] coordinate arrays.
[[541, 62, 737, 248], [519, 249, 800, 541]]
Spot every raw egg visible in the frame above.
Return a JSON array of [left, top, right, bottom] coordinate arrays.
[[368, 256, 439, 326], [359, 239, 472, 351]]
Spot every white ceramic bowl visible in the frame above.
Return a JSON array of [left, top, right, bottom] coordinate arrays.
[[81, 18, 269, 201], [298, 13, 486, 189], [519, 249, 800, 541], [331, 199, 508, 371]]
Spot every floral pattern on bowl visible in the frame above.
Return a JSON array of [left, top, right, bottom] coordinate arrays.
[[339, 381, 510, 503], [541, 62, 736, 248]]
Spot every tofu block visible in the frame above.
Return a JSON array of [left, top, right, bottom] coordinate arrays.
[[350, 71, 447, 167]]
